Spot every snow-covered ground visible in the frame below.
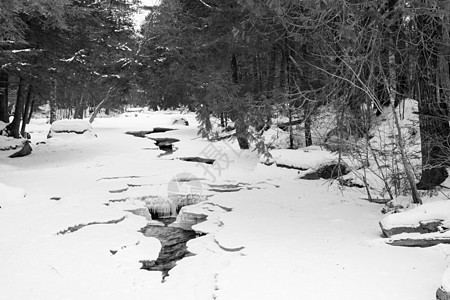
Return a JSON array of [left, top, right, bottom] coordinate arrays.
[[0, 111, 449, 299]]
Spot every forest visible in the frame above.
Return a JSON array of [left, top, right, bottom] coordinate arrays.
[[2, 1, 450, 299], [2, 0, 450, 202]]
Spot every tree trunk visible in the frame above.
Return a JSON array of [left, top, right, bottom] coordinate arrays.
[[89, 88, 112, 123], [394, 21, 409, 105], [27, 97, 35, 124], [0, 69, 9, 123], [231, 54, 249, 149], [49, 78, 57, 124], [220, 112, 225, 127], [288, 108, 294, 149], [6, 76, 26, 138], [267, 46, 277, 95], [385, 50, 422, 203], [415, 13, 450, 190], [304, 105, 312, 147], [231, 54, 238, 83], [21, 84, 33, 137], [74, 93, 85, 119], [375, 46, 390, 114]]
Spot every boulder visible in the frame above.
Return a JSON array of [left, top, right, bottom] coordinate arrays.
[[379, 201, 450, 238], [386, 235, 450, 247], [298, 163, 350, 180], [437, 287, 450, 300], [149, 137, 180, 152], [47, 119, 96, 138], [172, 117, 189, 126], [9, 140, 32, 158], [317, 164, 349, 179], [380, 219, 444, 238]]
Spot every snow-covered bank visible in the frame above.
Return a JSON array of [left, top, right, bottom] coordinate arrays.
[[0, 112, 448, 299]]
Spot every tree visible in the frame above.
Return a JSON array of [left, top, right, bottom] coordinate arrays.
[[0, 0, 69, 135], [413, 1, 450, 189]]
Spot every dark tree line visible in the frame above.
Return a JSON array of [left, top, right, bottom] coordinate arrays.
[[139, 0, 450, 197], [0, 0, 139, 137], [1, 0, 450, 199]]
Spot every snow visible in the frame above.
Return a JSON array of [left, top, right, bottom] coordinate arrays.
[[442, 267, 450, 292], [0, 111, 449, 299], [0, 183, 26, 208]]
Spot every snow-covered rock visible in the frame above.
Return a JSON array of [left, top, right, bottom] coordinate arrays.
[[438, 268, 450, 300], [0, 136, 32, 158], [47, 119, 96, 138], [264, 146, 336, 170], [380, 201, 450, 237], [0, 136, 27, 151], [172, 117, 189, 126], [262, 146, 351, 179]]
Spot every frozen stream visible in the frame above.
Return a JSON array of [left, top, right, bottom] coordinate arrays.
[[1, 113, 449, 300]]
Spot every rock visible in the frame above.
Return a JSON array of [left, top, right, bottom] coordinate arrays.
[[437, 287, 450, 300], [47, 119, 96, 138], [387, 235, 450, 247], [149, 137, 180, 152], [0, 136, 26, 151], [298, 164, 349, 180], [149, 137, 180, 146], [9, 140, 32, 158], [338, 178, 365, 188], [300, 171, 320, 180], [380, 219, 444, 238], [177, 157, 215, 165], [317, 164, 349, 179], [172, 117, 189, 126]]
